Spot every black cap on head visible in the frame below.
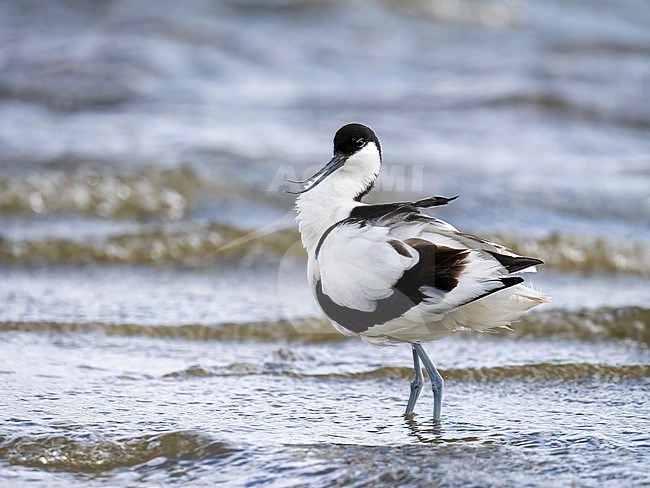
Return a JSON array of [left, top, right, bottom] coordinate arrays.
[[333, 123, 381, 157]]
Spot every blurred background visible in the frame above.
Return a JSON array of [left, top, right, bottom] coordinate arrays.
[[1, 0, 649, 486]]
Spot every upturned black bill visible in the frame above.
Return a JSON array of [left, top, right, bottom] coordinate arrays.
[[284, 154, 346, 194]]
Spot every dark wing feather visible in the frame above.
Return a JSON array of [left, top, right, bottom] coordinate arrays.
[[347, 197, 545, 275], [348, 195, 457, 224], [401, 238, 469, 294], [315, 238, 470, 333], [487, 251, 544, 273], [315, 196, 544, 333]]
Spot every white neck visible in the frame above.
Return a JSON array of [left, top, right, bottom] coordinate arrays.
[[295, 143, 381, 253]]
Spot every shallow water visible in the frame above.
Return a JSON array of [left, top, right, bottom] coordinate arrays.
[[1, 0, 650, 486]]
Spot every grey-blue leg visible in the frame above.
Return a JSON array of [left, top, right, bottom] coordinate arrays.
[[413, 343, 444, 421], [405, 344, 423, 415]]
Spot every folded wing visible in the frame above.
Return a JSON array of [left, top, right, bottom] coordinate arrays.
[[315, 197, 545, 334]]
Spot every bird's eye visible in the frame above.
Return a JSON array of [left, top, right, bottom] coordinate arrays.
[[356, 138, 365, 146]]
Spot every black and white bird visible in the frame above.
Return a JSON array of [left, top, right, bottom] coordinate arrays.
[[290, 123, 549, 421]]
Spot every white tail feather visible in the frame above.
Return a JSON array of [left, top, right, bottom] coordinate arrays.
[[361, 284, 550, 345]]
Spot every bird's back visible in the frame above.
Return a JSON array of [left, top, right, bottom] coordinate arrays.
[[311, 200, 549, 345]]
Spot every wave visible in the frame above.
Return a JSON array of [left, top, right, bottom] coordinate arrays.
[[0, 430, 237, 473], [482, 93, 650, 130], [162, 362, 648, 383], [0, 222, 301, 265], [0, 318, 336, 343], [494, 233, 650, 277], [385, 0, 518, 28], [2, 306, 648, 343], [1, 220, 648, 275], [550, 40, 650, 57], [512, 306, 650, 343], [0, 165, 202, 220], [209, 0, 519, 27]]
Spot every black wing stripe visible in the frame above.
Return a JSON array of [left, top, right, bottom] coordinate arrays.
[[402, 238, 469, 294], [314, 221, 342, 258], [412, 195, 458, 208], [348, 195, 457, 223], [457, 276, 524, 308], [487, 252, 544, 273], [316, 240, 470, 333], [316, 279, 416, 333], [317, 195, 457, 258]]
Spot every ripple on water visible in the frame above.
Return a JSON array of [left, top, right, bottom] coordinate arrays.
[[161, 362, 650, 383], [0, 430, 239, 474], [1, 304, 649, 343]]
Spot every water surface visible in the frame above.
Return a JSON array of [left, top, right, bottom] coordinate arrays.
[[1, 0, 649, 486]]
